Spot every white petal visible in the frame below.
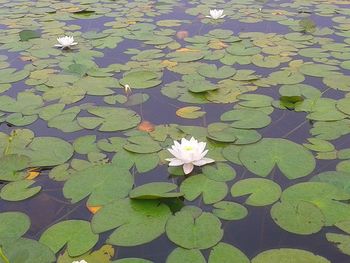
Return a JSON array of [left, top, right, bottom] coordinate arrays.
[[168, 148, 183, 160], [183, 163, 194, 174], [198, 149, 208, 159], [167, 158, 184, 166], [197, 142, 206, 154], [192, 158, 215, 166]]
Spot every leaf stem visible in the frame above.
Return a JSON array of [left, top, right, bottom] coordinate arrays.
[[0, 247, 10, 263]]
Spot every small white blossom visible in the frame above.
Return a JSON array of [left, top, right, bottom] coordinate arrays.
[[166, 137, 215, 174], [55, 36, 78, 49], [206, 9, 226, 20], [72, 260, 87, 263]]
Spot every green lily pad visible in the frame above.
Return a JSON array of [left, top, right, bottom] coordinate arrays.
[[212, 201, 248, 221], [92, 198, 171, 246], [123, 136, 162, 154], [165, 208, 223, 249], [166, 248, 205, 263], [0, 154, 29, 182], [0, 180, 41, 201], [197, 64, 236, 79], [130, 182, 183, 199], [251, 248, 330, 263], [239, 138, 315, 179], [0, 212, 30, 245], [19, 30, 40, 41], [281, 182, 350, 225], [63, 164, 133, 206], [232, 178, 281, 206], [180, 174, 228, 204], [202, 162, 236, 182], [208, 242, 250, 263], [120, 70, 162, 89], [77, 107, 141, 132], [220, 108, 271, 129], [2, 238, 55, 263], [40, 220, 98, 257]]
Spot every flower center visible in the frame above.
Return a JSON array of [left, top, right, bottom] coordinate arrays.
[[183, 146, 193, 151]]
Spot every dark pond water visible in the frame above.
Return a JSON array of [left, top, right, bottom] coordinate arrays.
[[1, 0, 350, 262]]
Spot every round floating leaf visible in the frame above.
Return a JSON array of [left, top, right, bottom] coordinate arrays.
[[197, 64, 236, 79], [202, 162, 236, 182], [63, 164, 133, 206], [337, 97, 350, 115], [166, 248, 205, 263], [19, 30, 40, 41], [326, 232, 350, 256], [208, 242, 250, 263], [212, 201, 248, 221], [281, 182, 350, 226], [78, 107, 141, 132], [231, 178, 281, 206], [73, 135, 98, 155], [271, 200, 325, 235], [0, 68, 30, 84], [207, 122, 261, 144], [303, 138, 335, 152], [251, 248, 330, 263], [180, 174, 228, 204], [92, 199, 171, 246], [40, 220, 98, 257], [0, 154, 29, 181], [120, 71, 162, 89], [220, 108, 271, 129], [311, 171, 350, 194], [3, 238, 55, 263], [0, 212, 30, 245], [165, 209, 223, 249], [0, 180, 41, 201], [15, 137, 74, 167], [299, 63, 338, 78], [57, 245, 114, 263], [130, 182, 183, 199], [176, 106, 206, 119], [123, 136, 161, 154], [239, 138, 315, 179], [167, 50, 205, 62], [237, 94, 273, 108]]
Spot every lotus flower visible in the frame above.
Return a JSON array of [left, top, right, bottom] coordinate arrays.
[[55, 36, 78, 49], [206, 9, 226, 20], [166, 137, 215, 174], [72, 260, 87, 263]]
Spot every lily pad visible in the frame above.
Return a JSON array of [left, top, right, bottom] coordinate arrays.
[[231, 178, 282, 206], [77, 107, 141, 132], [251, 248, 330, 263], [120, 70, 162, 89], [130, 182, 183, 199], [180, 174, 228, 204], [165, 208, 223, 249], [0, 211, 30, 245], [239, 138, 316, 179], [40, 220, 98, 257], [63, 164, 133, 206], [92, 198, 171, 246]]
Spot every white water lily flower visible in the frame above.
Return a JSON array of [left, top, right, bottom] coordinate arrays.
[[55, 36, 78, 49], [166, 137, 215, 174], [72, 260, 87, 263], [206, 9, 226, 20]]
